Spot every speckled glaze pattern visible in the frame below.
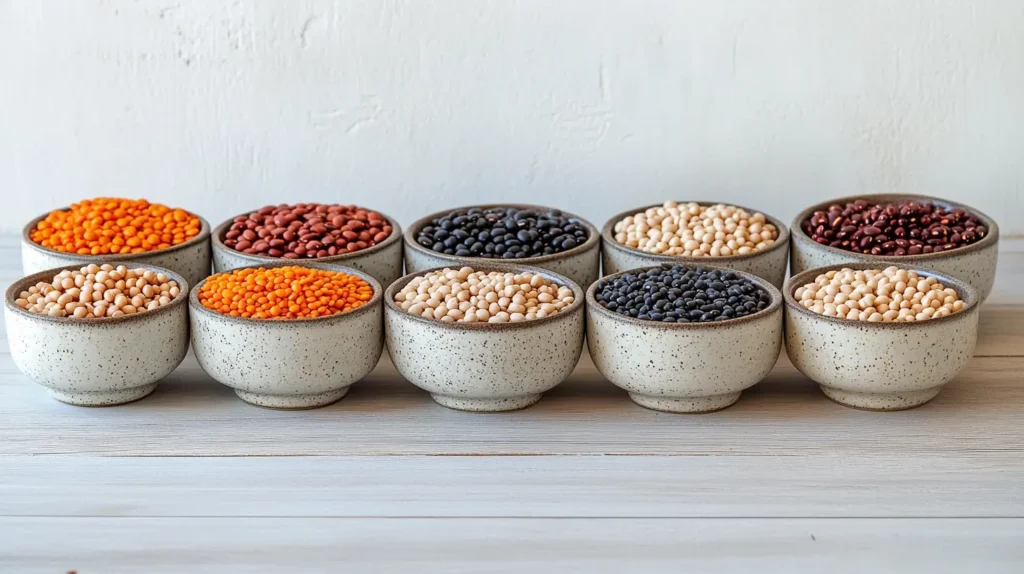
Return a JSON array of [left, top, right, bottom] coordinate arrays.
[[789, 194, 999, 302], [21, 212, 212, 290], [189, 264, 384, 409], [4, 265, 190, 406], [384, 264, 586, 412], [783, 262, 981, 411], [586, 265, 783, 413], [210, 211, 404, 289], [402, 204, 601, 289], [600, 203, 790, 288]]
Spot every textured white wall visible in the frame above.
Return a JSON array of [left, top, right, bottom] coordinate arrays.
[[1, 0, 1022, 234]]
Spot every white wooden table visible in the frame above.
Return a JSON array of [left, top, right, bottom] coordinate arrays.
[[2, 235, 1022, 573]]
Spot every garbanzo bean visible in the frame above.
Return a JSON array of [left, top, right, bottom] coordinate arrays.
[[14, 264, 180, 318], [198, 266, 372, 319], [794, 266, 965, 322], [614, 201, 778, 256]]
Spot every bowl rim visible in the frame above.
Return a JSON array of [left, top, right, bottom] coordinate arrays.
[[211, 206, 403, 264], [22, 206, 211, 260], [383, 263, 585, 331], [789, 193, 1000, 260], [5, 263, 189, 324], [585, 263, 783, 329], [188, 261, 384, 325], [402, 203, 600, 264], [600, 201, 790, 263], [782, 261, 981, 328]]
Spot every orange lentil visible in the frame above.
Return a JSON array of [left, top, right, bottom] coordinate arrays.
[[198, 266, 373, 319], [29, 198, 202, 255]]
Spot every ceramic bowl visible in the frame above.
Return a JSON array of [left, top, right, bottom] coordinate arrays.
[[384, 264, 586, 412], [189, 264, 384, 409], [4, 264, 190, 406], [586, 264, 783, 413], [784, 262, 980, 411], [403, 204, 601, 289], [211, 209, 404, 289], [790, 193, 999, 301], [22, 210, 212, 289], [601, 202, 790, 288]]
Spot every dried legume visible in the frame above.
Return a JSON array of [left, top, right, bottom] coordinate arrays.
[[223, 204, 392, 259], [30, 198, 201, 255], [613, 202, 778, 256], [198, 266, 372, 319], [414, 207, 589, 259], [595, 265, 771, 323], [14, 264, 180, 318], [394, 267, 575, 323], [794, 266, 965, 322], [802, 199, 988, 255]]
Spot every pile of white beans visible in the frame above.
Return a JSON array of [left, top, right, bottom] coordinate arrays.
[[613, 201, 778, 257], [394, 267, 575, 323], [14, 264, 181, 318], [794, 266, 965, 322]]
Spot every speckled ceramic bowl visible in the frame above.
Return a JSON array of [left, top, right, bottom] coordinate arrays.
[[784, 262, 980, 411], [4, 264, 190, 406], [22, 210, 212, 290], [601, 202, 790, 289], [189, 263, 384, 409], [403, 204, 601, 289], [586, 265, 783, 413], [790, 193, 999, 301], [384, 264, 586, 412], [211, 209, 404, 289]]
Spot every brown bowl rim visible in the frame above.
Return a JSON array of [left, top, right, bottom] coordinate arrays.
[[789, 193, 1000, 260], [585, 263, 783, 329], [5, 263, 189, 325], [383, 263, 584, 331], [783, 261, 981, 328], [600, 201, 790, 263], [403, 203, 600, 265]]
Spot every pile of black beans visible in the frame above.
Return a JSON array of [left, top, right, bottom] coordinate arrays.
[[414, 207, 589, 259], [595, 265, 771, 323]]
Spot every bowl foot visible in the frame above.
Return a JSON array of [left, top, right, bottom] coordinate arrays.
[[628, 391, 742, 413], [47, 384, 157, 407], [234, 387, 350, 410], [430, 393, 542, 412], [820, 385, 942, 411]]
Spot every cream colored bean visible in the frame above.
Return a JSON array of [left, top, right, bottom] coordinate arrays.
[[794, 267, 965, 323], [16, 266, 181, 319], [613, 202, 778, 256]]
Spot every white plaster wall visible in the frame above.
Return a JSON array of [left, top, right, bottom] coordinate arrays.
[[2, 0, 1022, 234]]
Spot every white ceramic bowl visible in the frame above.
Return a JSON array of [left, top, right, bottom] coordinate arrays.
[[4, 264, 190, 406], [211, 209, 404, 289], [22, 210, 212, 290], [403, 204, 601, 289], [784, 262, 981, 411], [586, 264, 783, 413], [790, 193, 999, 301], [189, 264, 384, 409], [601, 202, 790, 288], [384, 264, 586, 412]]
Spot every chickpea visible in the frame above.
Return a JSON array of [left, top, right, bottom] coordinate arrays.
[[796, 266, 965, 323], [15, 266, 181, 319]]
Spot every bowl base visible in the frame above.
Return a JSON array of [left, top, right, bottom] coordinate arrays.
[[430, 393, 542, 412], [820, 385, 942, 411], [47, 384, 158, 407], [235, 387, 350, 410], [628, 391, 742, 413]]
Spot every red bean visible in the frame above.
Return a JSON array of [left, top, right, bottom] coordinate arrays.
[[223, 204, 393, 259]]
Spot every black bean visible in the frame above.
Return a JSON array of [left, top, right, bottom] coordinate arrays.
[[414, 206, 590, 258]]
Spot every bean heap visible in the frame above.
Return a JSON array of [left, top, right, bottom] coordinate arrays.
[[595, 265, 771, 323], [30, 198, 201, 255], [394, 267, 575, 323], [802, 199, 988, 255], [613, 202, 778, 257], [198, 267, 373, 319], [795, 266, 965, 322], [223, 204, 392, 259], [414, 207, 589, 259], [14, 264, 180, 318]]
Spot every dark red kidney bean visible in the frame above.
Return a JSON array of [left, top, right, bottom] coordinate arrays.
[[225, 204, 393, 258], [306, 241, 322, 252]]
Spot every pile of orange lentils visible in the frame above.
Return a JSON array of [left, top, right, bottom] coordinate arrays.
[[198, 267, 373, 319], [30, 198, 202, 255]]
